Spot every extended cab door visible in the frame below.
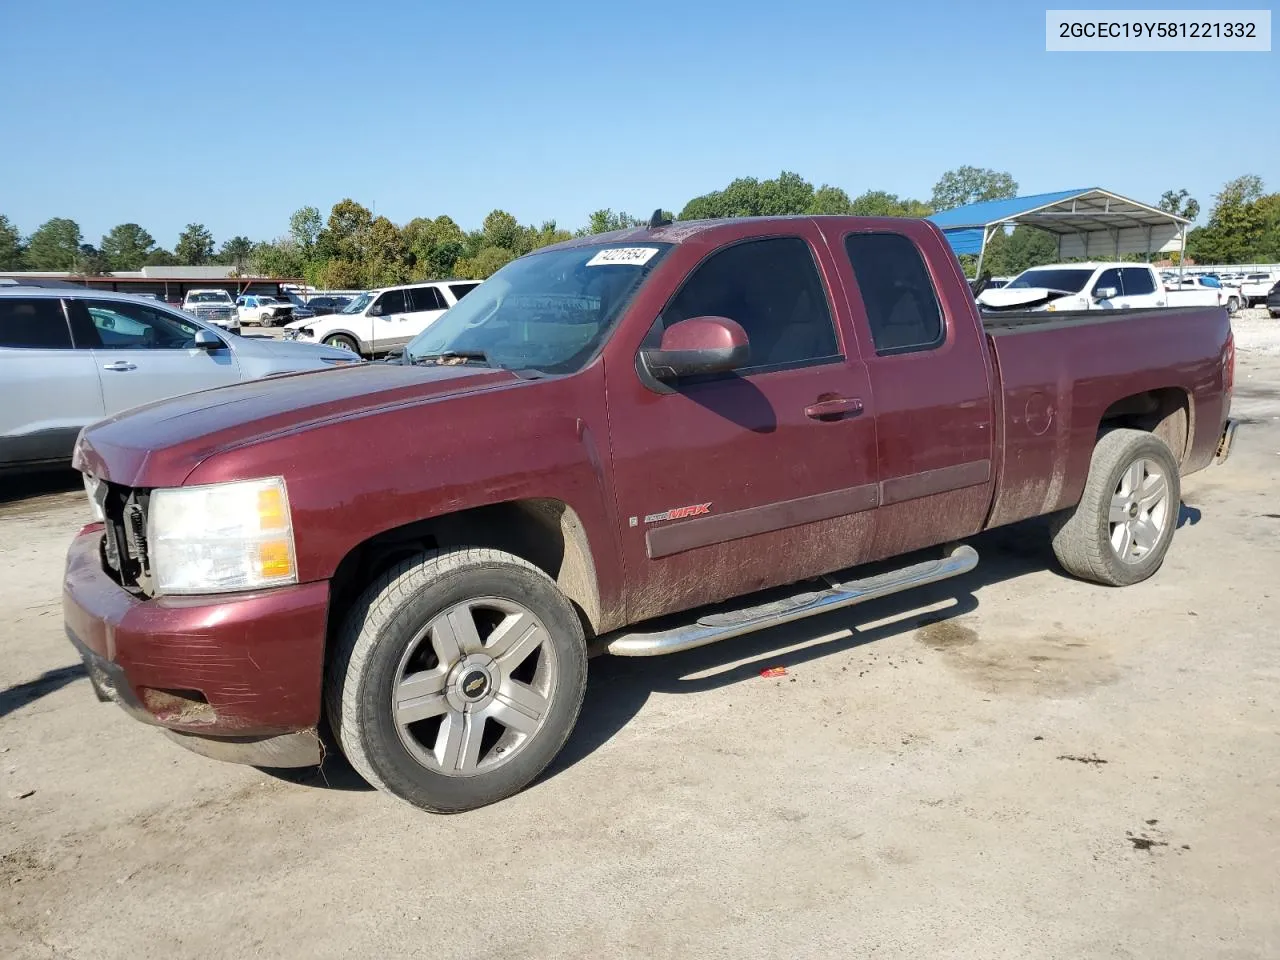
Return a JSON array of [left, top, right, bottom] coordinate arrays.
[[0, 297, 105, 468], [605, 225, 881, 624], [832, 226, 995, 559], [70, 299, 241, 414]]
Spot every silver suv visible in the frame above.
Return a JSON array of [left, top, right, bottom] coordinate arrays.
[[0, 287, 360, 472]]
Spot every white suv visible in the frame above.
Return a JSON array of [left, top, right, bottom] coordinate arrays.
[[283, 280, 480, 356]]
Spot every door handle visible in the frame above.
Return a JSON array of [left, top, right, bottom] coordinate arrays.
[[102, 361, 137, 372], [805, 397, 864, 421]]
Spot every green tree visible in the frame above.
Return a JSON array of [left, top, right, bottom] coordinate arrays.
[[289, 206, 323, 253], [481, 210, 522, 250], [74, 244, 111, 276], [315, 258, 365, 289], [144, 247, 179, 267], [317, 199, 374, 263], [99, 223, 155, 271], [1158, 188, 1200, 222], [519, 220, 572, 254], [985, 226, 1059, 276], [175, 223, 214, 264], [679, 171, 816, 220], [806, 186, 854, 215], [250, 239, 304, 278], [218, 235, 253, 273], [404, 215, 467, 279], [930, 166, 1018, 212], [362, 216, 408, 286], [0, 214, 24, 269], [1186, 175, 1268, 263], [454, 246, 514, 280], [584, 209, 643, 234], [25, 217, 83, 270]]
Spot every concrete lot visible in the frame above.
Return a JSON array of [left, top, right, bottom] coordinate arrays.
[[2, 315, 1278, 959]]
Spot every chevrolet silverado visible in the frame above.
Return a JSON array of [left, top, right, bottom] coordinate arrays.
[[64, 215, 1238, 813]]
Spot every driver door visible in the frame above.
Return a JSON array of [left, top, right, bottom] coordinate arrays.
[[69, 299, 240, 414], [368, 288, 410, 353]]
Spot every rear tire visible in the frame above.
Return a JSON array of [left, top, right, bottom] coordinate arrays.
[[1049, 429, 1180, 587], [323, 333, 359, 353], [1227, 296, 1240, 313], [325, 548, 587, 813]]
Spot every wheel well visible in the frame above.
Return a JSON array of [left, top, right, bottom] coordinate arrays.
[[326, 499, 603, 643], [1098, 387, 1191, 462]]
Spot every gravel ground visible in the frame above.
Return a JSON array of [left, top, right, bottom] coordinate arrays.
[[1, 334, 1277, 960]]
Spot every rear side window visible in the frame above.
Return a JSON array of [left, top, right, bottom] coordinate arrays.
[[0, 298, 72, 349], [449, 283, 479, 301], [410, 286, 447, 311], [1120, 268, 1156, 296], [843, 234, 944, 355]]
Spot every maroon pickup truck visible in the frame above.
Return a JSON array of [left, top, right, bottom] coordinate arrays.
[[63, 216, 1238, 813]]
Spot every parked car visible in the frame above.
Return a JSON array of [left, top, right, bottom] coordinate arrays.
[[978, 263, 1229, 312], [181, 289, 240, 333], [236, 294, 295, 327], [305, 295, 353, 316], [1166, 275, 1243, 312], [275, 289, 315, 321], [62, 216, 1237, 813], [1266, 280, 1280, 318], [0, 288, 359, 472], [1239, 273, 1278, 307], [283, 280, 481, 355]]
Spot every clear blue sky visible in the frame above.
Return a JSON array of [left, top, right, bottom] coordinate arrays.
[[2, 0, 1276, 249]]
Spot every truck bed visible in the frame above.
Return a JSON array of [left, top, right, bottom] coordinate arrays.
[[980, 303, 1232, 531]]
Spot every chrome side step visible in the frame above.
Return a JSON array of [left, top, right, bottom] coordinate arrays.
[[604, 544, 979, 657]]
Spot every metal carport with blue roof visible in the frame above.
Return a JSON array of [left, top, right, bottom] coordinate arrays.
[[928, 188, 1190, 276]]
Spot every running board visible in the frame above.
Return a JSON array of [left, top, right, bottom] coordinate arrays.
[[604, 544, 979, 657]]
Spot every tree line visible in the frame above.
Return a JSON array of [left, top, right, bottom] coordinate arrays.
[[1, 168, 1275, 285]]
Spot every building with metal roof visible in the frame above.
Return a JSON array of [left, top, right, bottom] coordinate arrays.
[[928, 188, 1191, 275], [0, 264, 302, 304]]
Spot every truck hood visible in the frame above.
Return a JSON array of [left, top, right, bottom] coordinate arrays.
[[74, 363, 521, 488], [977, 286, 1078, 311]]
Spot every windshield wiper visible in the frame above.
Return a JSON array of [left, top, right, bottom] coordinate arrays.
[[409, 350, 491, 367]]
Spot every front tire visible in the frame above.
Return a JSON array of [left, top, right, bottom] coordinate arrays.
[[323, 333, 359, 353], [325, 548, 587, 813], [1050, 429, 1181, 587]]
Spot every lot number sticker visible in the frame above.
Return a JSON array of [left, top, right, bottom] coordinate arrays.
[[586, 247, 660, 267]]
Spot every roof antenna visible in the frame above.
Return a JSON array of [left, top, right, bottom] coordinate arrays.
[[648, 208, 672, 228]]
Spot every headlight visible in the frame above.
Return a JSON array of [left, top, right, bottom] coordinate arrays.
[[148, 477, 297, 595]]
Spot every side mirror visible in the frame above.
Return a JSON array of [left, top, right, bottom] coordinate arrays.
[[194, 329, 222, 350], [1093, 286, 1118, 301], [367, 302, 383, 317], [639, 316, 750, 382]]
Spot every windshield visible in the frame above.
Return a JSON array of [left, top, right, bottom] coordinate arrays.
[[1007, 268, 1095, 293], [257, 296, 279, 305], [188, 291, 231, 303], [341, 292, 374, 314], [405, 243, 672, 375]]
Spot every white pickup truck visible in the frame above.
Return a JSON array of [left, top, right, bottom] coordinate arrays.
[[977, 262, 1229, 313], [180, 289, 240, 332], [282, 279, 480, 356], [1238, 272, 1277, 307]]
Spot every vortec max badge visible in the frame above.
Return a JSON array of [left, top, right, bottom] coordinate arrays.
[[643, 502, 712, 524]]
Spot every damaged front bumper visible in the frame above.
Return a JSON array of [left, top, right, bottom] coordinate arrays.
[[62, 523, 329, 768]]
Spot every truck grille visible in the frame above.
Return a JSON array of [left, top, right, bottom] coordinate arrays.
[[92, 479, 152, 595], [195, 306, 235, 323]]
